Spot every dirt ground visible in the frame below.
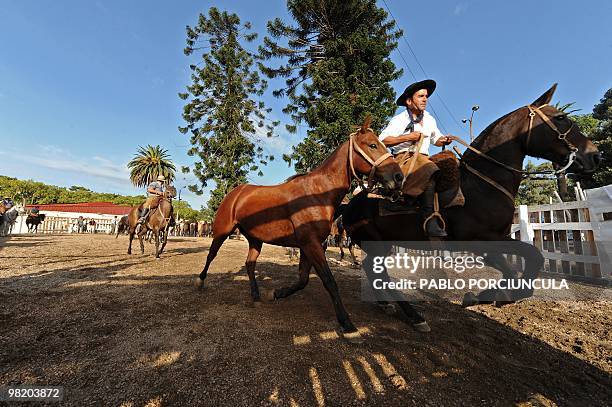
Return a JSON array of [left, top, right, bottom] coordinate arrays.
[[0, 234, 610, 406]]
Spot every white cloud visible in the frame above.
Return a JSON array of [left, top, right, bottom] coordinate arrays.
[[1, 145, 130, 185]]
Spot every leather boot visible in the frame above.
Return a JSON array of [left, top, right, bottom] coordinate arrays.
[[419, 180, 447, 238], [138, 208, 150, 224]]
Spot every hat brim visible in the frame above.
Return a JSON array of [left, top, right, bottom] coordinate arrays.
[[395, 79, 436, 106]]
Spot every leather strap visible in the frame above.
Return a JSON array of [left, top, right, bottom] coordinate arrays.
[[462, 162, 515, 204], [348, 132, 393, 191]]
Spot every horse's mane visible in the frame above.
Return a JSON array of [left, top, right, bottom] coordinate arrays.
[[469, 106, 524, 149]]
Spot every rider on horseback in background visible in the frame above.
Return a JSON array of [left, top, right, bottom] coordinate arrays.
[[138, 175, 167, 224], [30, 207, 40, 217], [0, 197, 14, 215], [379, 79, 456, 238]]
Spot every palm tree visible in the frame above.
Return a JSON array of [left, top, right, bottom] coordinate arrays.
[[127, 145, 176, 187]]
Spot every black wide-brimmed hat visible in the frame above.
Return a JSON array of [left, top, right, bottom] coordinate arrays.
[[395, 79, 436, 106]]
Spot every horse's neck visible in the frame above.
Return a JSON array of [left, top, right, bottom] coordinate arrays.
[[466, 116, 527, 197], [158, 200, 172, 217], [308, 142, 352, 208]]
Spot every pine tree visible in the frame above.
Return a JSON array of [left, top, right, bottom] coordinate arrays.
[[179, 8, 278, 213], [516, 162, 559, 205], [259, 0, 402, 172]]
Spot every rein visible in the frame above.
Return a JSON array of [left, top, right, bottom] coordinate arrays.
[[348, 131, 393, 192], [454, 104, 579, 204]]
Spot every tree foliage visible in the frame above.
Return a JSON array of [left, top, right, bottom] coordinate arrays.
[[127, 145, 176, 188], [259, 0, 402, 172], [0, 175, 206, 220], [179, 7, 277, 213], [515, 162, 558, 206], [0, 175, 145, 206], [577, 88, 612, 189]]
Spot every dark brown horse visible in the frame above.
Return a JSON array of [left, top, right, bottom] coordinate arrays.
[[196, 117, 403, 334], [127, 186, 176, 258], [115, 215, 129, 238], [26, 214, 46, 233], [341, 85, 600, 331]]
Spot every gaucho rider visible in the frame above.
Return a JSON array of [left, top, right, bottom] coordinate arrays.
[[379, 79, 455, 237], [0, 197, 14, 215], [138, 175, 167, 224]]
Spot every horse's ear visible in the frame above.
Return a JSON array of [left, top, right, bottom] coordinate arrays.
[[532, 84, 558, 107], [361, 114, 372, 132]]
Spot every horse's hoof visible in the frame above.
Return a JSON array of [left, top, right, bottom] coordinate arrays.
[[412, 321, 431, 333], [462, 292, 479, 308], [262, 289, 276, 302], [377, 303, 397, 315], [194, 278, 205, 290]]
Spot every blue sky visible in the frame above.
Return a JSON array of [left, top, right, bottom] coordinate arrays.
[[1, 0, 610, 209]]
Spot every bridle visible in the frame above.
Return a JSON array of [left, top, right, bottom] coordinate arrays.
[[348, 130, 393, 191], [457, 104, 579, 204], [526, 103, 577, 171]]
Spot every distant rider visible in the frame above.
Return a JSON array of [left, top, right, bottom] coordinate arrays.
[[138, 175, 167, 224]]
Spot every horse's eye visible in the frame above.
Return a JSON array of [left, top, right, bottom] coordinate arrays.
[[554, 114, 567, 121], [369, 143, 377, 149]]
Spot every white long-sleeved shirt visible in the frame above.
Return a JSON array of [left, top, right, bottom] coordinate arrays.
[[379, 110, 445, 155]]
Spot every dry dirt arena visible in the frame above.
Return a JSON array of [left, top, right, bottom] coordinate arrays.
[[1, 234, 611, 406]]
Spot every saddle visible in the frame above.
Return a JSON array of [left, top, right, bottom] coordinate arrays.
[[377, 150, 465, 217]]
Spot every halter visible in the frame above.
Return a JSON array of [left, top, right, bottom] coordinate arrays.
[[456, 104, 580, 204], [348, 130, 393, 191]]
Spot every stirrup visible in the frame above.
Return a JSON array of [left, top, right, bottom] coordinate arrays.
[[422, 192, 446, 235]]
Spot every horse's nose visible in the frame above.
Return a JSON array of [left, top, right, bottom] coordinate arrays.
[[394, 172, 404, 185], [590, 151, 601, 168]]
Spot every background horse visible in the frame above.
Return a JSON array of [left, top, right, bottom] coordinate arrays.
[[324, 203, 359, 266], [26, 213, 46, 233], [127, 186, 176, 258], [0, 205, 22, 236], [115, 215, 130, 238], [342, 85, 600, 332], [195, 117, 403, 335]]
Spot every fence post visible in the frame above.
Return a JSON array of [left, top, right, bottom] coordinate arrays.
[[518, 205, 533, 243]]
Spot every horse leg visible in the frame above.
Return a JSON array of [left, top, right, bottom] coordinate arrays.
[[348, 241, 360, 266], [127, 229, 135, 254], [273, 249, 311, 299], [154, 228, 161, 258], [137, 228, 146, 254], [361, 245, 429, 332], [463, 240, 544, 307], [195, 234, 230, 289], [244, 238, 263, 301], [301, 242, 357, 334], [159, 230, 168, 255], [338, 236, 345, 260]]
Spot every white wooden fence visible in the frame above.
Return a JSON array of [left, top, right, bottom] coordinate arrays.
[[510, 187, 612, 284], [11, 212, 119, 235]]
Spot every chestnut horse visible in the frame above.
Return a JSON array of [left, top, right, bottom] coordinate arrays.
[[196, 117, 403, 334], [127, 186, 176, 258], [341, 85, 600, 331]]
